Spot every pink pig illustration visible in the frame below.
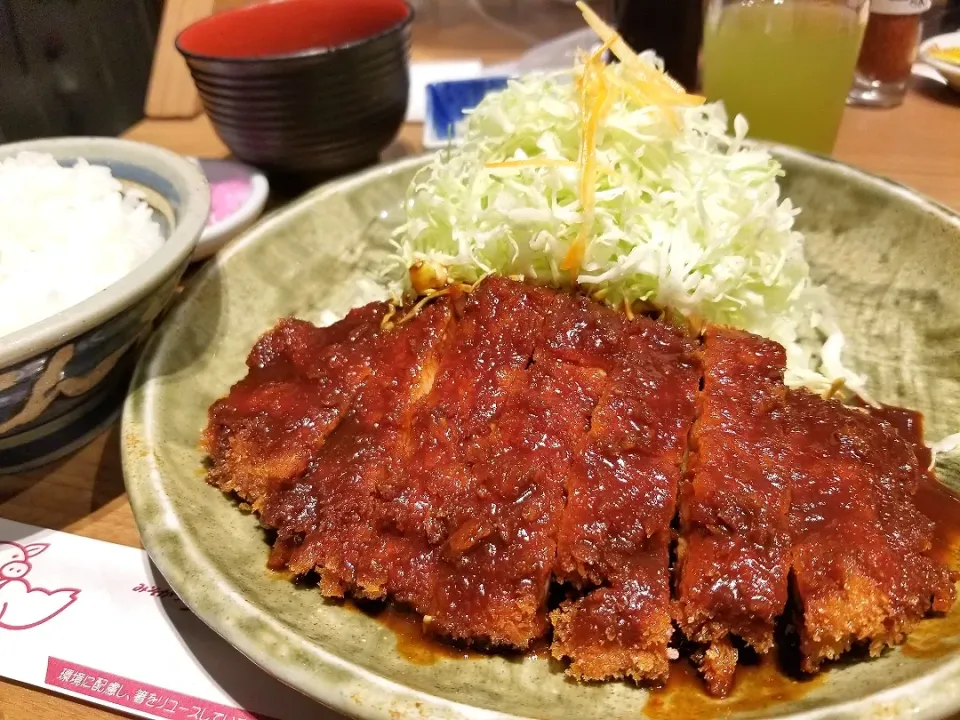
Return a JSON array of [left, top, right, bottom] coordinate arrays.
[[0, 541, 79, 630]]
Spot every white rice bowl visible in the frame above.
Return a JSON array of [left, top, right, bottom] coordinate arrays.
[[0, 151, 164, 340]]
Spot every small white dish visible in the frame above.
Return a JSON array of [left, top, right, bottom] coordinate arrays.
[[192, 158, 269, 262], [920, 32, 960, 92]]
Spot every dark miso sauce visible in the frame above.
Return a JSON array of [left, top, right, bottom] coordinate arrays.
[[913, 478, 960, 567], [644, 655, 825, 720], [862, 402, 960, 565], [864, 402, 933, 468], [343, 600, 480, 665], [863, 402, 960, 659], [903, 478, 960, 659], [270, 401, 960, 699]]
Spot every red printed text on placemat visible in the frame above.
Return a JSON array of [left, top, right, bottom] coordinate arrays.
[[46, 657, 278, 720]]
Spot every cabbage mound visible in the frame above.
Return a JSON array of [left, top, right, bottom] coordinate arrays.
[[390, 21, 862, 394]]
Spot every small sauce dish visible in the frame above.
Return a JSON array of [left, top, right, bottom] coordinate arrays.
[[920, 32, 960, 92], [192, 158, 269, 261]]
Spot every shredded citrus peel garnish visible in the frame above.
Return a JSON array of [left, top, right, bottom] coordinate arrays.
[[473, 2, 705, 276], [562, 42, 610, 274], [575, 1, 704, 106], [379, 304, 397, 331], [394, 288, 453, 327], [822, 378, 846, 401], [388, 271, 483, 330], [559, 2, 702, 275]]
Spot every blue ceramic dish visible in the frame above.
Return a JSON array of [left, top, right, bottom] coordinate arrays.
[[423, 76, 510, 149], [0, 137, 209, 473]]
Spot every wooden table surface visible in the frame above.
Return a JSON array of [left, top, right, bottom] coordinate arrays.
[[2, 6, 960, 718]]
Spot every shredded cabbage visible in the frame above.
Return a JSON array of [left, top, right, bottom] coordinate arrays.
[[389, 29, 865, 395]]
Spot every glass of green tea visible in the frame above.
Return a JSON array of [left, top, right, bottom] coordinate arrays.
[[701, 0, 869, 155]]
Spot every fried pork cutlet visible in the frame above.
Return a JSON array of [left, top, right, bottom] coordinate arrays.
[[551, 303, 699, 683], [202, 305, 388, 511], [312, 276, 566, 644], [675, 327, 791, 696], [416, 279, 590, 647], [260, 278, 584, 647], [259, 297, 454, 598], [785, 390, 957, 672], [201, 276, 958, 696]]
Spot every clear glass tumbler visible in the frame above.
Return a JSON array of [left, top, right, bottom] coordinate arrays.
[[848, 0, 930, 107], [701, 0, 870, 154]]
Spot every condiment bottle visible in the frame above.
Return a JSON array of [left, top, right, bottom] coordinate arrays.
[[614, 0, 704, 90], [848, 0, 931, 107]]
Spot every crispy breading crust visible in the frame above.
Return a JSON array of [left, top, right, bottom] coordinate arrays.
[[202, 278, 956, 695]]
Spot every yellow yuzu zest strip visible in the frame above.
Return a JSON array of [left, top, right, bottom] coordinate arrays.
[[575, 0, 703, 102], [562, 40, 611, 274], [561, 0, 707, 273], [590, 32, 618, 65]]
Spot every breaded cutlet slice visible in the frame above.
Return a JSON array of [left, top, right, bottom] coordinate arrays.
[[552, 550, 676, 682], [551, 309, 700, 683], [202, 305, 387, 511], [786, 390, 956, 672], [417, 279, 556, 645], [420, 279, 604, 647], [259, 298, 454, 598], [674, 326, 791, 696], [363, 276, 560, 643]]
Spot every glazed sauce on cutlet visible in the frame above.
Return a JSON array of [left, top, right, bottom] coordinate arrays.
[[913, 478, 960, 567], [903, 481, 960, 659], [862, 402, 960, 564], [343, 601, 480, 665], [863, 403, 933, 468], [860, 403, 960, 659], [644, 656, 825, 720]]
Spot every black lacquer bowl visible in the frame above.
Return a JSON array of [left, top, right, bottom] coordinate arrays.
[[177, 0, 413, 179]]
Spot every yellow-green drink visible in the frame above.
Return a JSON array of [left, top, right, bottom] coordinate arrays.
[[702, 1, 865, 154]]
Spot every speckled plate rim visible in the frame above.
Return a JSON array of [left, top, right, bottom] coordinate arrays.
[[123, 151, 960, 720]]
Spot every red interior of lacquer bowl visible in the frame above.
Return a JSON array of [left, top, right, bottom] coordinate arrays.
[[178, 0, 411, 59]]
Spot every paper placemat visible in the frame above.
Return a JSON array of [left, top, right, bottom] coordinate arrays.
[[0, 518, 343, 719]]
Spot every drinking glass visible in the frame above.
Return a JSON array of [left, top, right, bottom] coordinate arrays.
[[701, 0, 870, 154], [848, 0, 929, 108]]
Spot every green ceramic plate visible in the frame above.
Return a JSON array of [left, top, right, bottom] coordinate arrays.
[[123, 150, 960, 720]]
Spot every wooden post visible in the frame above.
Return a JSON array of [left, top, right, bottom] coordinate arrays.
[[143, 0, 253, 119]]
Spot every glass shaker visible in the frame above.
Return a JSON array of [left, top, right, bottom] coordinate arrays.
[[848, 0, 931, 107]]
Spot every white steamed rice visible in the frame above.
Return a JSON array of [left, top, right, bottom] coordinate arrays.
[[0, 152, 164, 340]]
